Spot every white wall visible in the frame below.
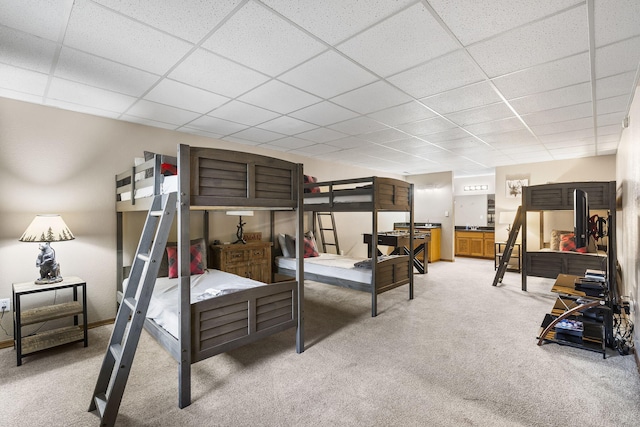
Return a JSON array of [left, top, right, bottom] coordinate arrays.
[[495, 155, 616, 247], [0, 98, 402, 338], [406, 171, 454, 261], [616, 85, 640, 354], [454, 194, 489, 228]]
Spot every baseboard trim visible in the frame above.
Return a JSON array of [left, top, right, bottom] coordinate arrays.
[[0, 318, 115, 349]]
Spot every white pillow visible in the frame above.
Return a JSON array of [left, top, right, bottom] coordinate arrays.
[[278, 233, 290, 257]]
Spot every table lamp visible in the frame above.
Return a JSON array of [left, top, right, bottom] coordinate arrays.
[[226, 211, 254, 244], [19, 214, 75, 284]]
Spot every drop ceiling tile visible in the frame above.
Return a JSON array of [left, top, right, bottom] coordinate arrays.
[[538, 127, 594, 144], [328, 116, 388, 135], [463, 117, 526, 136], [549, 145, 596, 158], [383, 137, 433, 151], [594, 0, 640, 47], [64, 0, 193, 75], [55, 47, 159, 97], [0, 26, 57, 73], [239, 80, 322, 114], [445, 102, 514, 127], [597, 124, 622, 137], [0, 0, 71, 41], [169, 49, 269, 98], [545, 137, 595, 149], [468, 6, 587, 78], [478, 128, 537, 145], [497, 142, 547, 154], [45, 99, 122, 119], [508, 82, 592, 114], [596, 71, 637, 100], [595, 36, 640, 79], [47, 78, 137, 113], [331, 80, 412, 114], [145, 79, 229, 114], [422, 127, 471, 143], [367, 101, 437, 127], [187, 114, 248, 135], [208, 100, 279, 126], [428, 0, 580, 45], [421, 82, 502, 114], [257, 116, 318, 134], [0, 63, 48, 96], [521, 102, 593, 127], [262, 137, 316, 150], [260, 0, 415, 45], [122, 115, 181, 130], [337, 3, 458, 77], [289, 144, 342, 156], [221, 135, 264, 146], [397, 117, 457, 135], [0, 87, 43, 104], [94, 0, 241, 43], [492, 53, 590, 99], [181, 127, 224, 139], [597, 95, 631, 115], [230, 127, 285, 144], [324, 136, 372, 149], [360, 127, 408, 144], [202, 1, 325, 76], [278, 50, 377, 99], [290, 101, 359, 126], [531, 116, 593, 136], [126, 99, 202, 126], [388, 49, 486, 99], [296, 127, 347, 143]]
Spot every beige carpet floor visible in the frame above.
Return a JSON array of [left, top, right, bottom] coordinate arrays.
[[1, 257, 639, 426]]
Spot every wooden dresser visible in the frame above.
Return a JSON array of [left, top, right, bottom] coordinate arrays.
[[455, 230, 495, 259], [210, 241, 272, 283]]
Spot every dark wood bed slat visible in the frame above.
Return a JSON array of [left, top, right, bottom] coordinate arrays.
[[257, 312, 294, 331], [200, 308, 248, 331]]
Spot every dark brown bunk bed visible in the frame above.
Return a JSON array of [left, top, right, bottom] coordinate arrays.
[[276, 176, 415, 317], [521, 181, 617, 350], [114, 144, 305, 409]]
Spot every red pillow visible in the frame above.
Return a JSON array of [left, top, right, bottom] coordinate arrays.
[[560, 233, 576, 252], [166, 241, 205, 278], [303, 237, 319, 258], [304, 175, 321, 193]]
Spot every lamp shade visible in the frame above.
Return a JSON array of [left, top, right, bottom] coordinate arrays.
[[19, 215, 75, 242], [498, 211, 516, 225]]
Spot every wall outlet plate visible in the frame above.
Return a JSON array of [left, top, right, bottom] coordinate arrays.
[[0, 298, 9, 311]]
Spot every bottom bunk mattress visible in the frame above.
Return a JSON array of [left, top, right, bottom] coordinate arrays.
[[277, 253, 374, 284], [124, 269, 265, 338]]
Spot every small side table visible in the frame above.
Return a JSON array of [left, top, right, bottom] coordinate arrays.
[[494, 242, 521, 272], [13, 276, 88, 366]]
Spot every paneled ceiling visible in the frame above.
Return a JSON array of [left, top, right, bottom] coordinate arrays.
[[1, 0, 639, 176]]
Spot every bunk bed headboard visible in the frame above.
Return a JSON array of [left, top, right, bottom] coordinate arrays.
[[189, 147, 300, 210]]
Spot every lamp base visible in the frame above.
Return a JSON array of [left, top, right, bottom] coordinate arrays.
[[35, 276, 63, 285]]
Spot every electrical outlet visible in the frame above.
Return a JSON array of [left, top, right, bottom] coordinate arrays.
[[0, 298, 10, 311]]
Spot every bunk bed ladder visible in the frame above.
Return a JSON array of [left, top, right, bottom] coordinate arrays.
[[492, 205, 523, 287], [89, 192, 177, 427], [316, 211, 340, 254]]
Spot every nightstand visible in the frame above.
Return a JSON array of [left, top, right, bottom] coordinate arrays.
[[13, 276, 88, 366], [210, 242, 272, 283]]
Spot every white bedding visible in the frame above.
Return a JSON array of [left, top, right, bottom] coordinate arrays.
[[123, 269, 264, 338], [276, 253, 374, 284], [120, 175, 178, 201]]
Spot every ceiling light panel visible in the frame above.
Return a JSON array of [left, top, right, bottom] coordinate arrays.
[[93, 0, 242, 43], [337, 2, 458, 77], [202, 1, 325, 77], [63, 0, 193, 75], [468, 6, 587, 78]]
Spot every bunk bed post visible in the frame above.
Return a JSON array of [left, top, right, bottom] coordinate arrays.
[[295, 164, 305, 353], [521, 188, 529, 291], [177, 143, 191, 408], [409, 183, 414, 300], [371, 178, 378, 317], [116, 211, 123, 297]]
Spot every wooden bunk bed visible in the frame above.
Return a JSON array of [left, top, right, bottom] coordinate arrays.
[[276, 176, 414, 317], [113, 144, 305, 409], [521, 181, 616, 294]]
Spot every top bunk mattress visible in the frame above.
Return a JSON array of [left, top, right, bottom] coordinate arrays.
[[124, 269, 265, 338]]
